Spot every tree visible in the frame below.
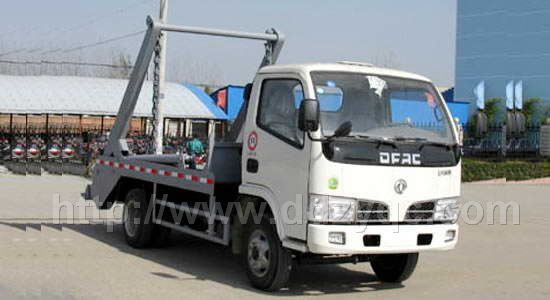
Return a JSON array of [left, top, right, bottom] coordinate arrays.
[[523, 98, 541, 124], [485, 98, 504, 123], [373, 49, 401, 69], [110, 52, 133, 78]]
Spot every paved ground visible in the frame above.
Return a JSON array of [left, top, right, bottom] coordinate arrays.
[[0, 174, 549, 299]]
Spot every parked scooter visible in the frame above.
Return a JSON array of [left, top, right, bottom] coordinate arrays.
[[11, 144, 25, 160], [48, 145, 62, 159], [62, 146, 75, 159], [0, 138, 10, 161], [27, 144, 41, 160]]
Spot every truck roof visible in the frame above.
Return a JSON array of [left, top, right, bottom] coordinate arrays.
[[258, 62, 432, 83]]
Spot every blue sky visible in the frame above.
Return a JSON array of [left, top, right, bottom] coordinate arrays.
[[0, 0, 457, 86]]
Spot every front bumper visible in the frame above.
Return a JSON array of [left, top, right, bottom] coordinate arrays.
[[307, 223, 458, 255]]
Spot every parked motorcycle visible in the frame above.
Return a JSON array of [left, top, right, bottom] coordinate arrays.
[[11, 144, 25, 160], [48, 145, 62, 159]]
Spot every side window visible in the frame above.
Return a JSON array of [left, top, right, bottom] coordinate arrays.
[[257, 79, 304, 147]]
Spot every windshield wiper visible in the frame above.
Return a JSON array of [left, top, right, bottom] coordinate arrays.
[[392, 136, 427, 142], [353, 135, 398, 149], [418, 141, 455, 151], [330, 134, 455, 151], [353, 135, 455, 151], [388, 136, 454, 150]]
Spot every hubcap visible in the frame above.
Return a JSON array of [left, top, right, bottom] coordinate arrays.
[[247, 229, 271, 277], [123, 200, 140, 238]]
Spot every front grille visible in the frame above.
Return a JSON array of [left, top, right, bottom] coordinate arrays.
[[356, 201, 389, 223], [405, 201, 435, 221]]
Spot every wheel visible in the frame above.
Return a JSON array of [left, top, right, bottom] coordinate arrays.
[[122, 188, 154, 248], [370, 253, 419, 283], [243, 217, 292, 291]]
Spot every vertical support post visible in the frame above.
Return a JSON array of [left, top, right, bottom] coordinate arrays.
[[153, 0, 168, 154], [207, 195, 216, 235], [79, 115, 83, 135], [25, 115, 28, 168], [45, 114, 49, 147], [207, 120, 214, 139], [185, 119, 192, 138], [206, 120, 215, 170], [152, 182, 157, 224], [9, 114, 13, 145], [181, 119, 187, 138], [163, 118, 168, 137]]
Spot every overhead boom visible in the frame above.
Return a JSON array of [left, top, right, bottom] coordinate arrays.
[[103, 16, 285, 158]]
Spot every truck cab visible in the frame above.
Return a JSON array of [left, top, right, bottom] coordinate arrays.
[[241, 61, 460, 260]]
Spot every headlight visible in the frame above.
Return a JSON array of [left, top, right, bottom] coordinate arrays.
[[434, 198, 459, 223], [308, 194, 328, 222], [308, 194, 356, 223]]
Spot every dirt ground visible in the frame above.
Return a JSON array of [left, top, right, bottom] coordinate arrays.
[[0, 174, 548, 299]]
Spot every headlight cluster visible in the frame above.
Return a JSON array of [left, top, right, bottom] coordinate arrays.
[[308, 194, 356, 223], [434, 198, 459, 223], [308, 195, 460, 223]]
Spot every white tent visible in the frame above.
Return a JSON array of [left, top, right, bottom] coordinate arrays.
[[0, 75, 226, 119]]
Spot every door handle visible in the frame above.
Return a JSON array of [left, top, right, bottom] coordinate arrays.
[[246, 159, 259, 173]]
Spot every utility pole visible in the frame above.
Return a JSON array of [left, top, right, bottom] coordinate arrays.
[[153, 0, 168, 154]]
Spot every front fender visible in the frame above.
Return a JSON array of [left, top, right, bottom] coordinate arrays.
[[239, 183, 288, 241]]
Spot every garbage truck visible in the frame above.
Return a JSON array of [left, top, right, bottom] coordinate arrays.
[[85, 16, 462, 291]]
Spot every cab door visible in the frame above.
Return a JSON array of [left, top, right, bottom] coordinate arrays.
[[242, 74, 310, 240]]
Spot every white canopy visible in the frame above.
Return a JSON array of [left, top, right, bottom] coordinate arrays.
[[0, 75, 226, 119]]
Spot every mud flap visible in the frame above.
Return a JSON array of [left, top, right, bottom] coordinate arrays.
[[82, 184, 93, 200]]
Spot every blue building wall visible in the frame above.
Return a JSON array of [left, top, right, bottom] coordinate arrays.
[[226, 86, 245, 120], [455, 0, 550, 120], [184, 84, 228, 120], [210, 85, 245, 121]]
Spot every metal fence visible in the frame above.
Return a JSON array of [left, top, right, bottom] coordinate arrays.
[[0, 126, 203, 175], [463, 122, 542, 158]]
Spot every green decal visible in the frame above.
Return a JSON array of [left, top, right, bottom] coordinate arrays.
[[328, 177, 339, 190]]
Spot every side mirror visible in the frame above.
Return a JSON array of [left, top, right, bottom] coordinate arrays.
[[454, 117, 464, 146], [298, 99, 320, 132]]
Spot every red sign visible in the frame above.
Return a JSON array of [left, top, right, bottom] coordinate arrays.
[[247, 131, 258, 151], [217, 89, 227, 111]]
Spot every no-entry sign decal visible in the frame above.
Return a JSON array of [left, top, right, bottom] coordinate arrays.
[[247, 131, 258, 151]]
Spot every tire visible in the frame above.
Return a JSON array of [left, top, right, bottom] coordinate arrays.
[[243, 217, 292, 291], [370, 253, 419, 283], [122, 188, 154, 248]]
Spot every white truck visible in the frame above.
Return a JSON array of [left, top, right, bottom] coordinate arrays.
[[85, 17, 461, 291]]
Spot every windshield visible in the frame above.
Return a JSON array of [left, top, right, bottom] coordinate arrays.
[[308, 72, 455, 144]]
